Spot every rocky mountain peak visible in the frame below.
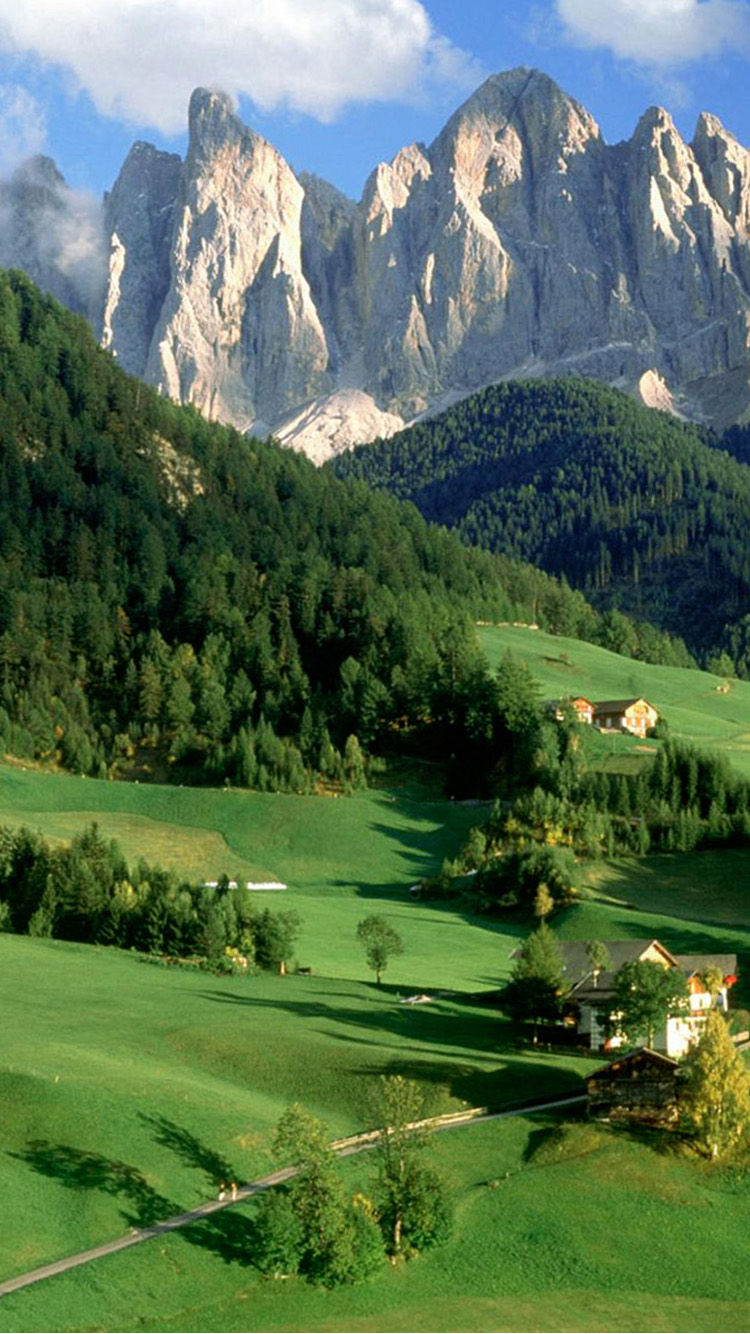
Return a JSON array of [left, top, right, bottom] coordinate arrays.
[[102, 140, 182, 376], [9, 154, 66, 195], [187, 87, 241, 148], [440, 67, 599, 156], [9, 71, 750, 457], [692, 111, 750, 224]]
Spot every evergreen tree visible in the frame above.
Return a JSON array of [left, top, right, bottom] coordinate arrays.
[[499, 922, 564, 1027], [253, 908, 302, 974]]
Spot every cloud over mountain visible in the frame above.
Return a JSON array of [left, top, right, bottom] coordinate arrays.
[[0, 0, 480, 132], [0, 85, 46, 172]]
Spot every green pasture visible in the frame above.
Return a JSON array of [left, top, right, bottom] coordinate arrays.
[[0, 761, 478, 891], [0, 761, 497, 985], [582, 847, 750, 933], [479, 623, 750, 778], [5, 1114, 750, 1333], [5, 660, 750, 1331], [0, 933, 594, 1290]]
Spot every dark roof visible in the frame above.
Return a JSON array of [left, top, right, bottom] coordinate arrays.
[[559, 941, 737, 1004], [675, 953, 737, 977], [587, 1047, 680, 1081], [560, 939, 677, 984], [593, 698, 653, 713]]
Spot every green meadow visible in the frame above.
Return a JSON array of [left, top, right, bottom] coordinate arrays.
[[5, 1104, 750, 1333], [0, 934, 594, 1293], [5, 631, 750, 1330], [479, 623, 750, 777], [0, 760, 492, 988]]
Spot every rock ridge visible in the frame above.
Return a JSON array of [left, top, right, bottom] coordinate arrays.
[[7, 67, 750, 457]]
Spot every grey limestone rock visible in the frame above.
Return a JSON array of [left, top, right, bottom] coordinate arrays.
[[9, 68, 750, 455], [0, 156, 107, 322], [145, 88, 330, 432], [102, 142, 182, 377]]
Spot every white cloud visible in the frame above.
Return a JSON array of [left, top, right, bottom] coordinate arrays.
[[557, 0, 750, 66], [0, 84, 46, 170], [0, 0, 481, 133]]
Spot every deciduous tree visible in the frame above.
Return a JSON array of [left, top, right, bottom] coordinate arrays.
[[610, 960, 688, 1048], [356, 915, 403, 985], [272, 1104, 384, 1286], [682, 1009, 750, 1160], [372, 1075, 452, 1257]]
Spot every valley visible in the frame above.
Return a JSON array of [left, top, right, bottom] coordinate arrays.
[[2, 37, 750, 1329], [2, 743, 750, 1330]]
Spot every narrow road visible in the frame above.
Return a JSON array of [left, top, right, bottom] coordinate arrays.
[[0, 1092, 585, 1301]]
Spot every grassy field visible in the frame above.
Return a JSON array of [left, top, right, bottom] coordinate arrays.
[[479, 623, 750, 777], [5, 672, 750, 1331], [582, 848, 750, 939], [0, 758, 478, 891], [3, 879, 750, 1332], [0, 934, 595, 1288], [5, 1113, 750, 1333], [0, 760, 496, 986]]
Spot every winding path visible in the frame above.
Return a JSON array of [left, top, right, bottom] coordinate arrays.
[[0, 1092, 585, 1300]]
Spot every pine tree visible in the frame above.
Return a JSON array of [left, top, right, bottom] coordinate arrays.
[[499, 922, 564, 1027], [681, 1009, 750, 1160]]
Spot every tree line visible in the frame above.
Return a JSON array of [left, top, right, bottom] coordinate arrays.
[[0, 821, 301, 968]]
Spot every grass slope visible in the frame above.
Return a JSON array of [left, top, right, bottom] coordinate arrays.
[[0, 934, 593, 1288], [4, 700, 750, 1330], [5, 1116, 750, 1333], [479, 623, 750, 777], [0, 761, 493, 986]]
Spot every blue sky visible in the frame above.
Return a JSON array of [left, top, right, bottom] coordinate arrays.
[[0, 0, 748, 199]]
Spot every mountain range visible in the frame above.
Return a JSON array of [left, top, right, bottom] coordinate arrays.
[[5, 67, 750, 459]]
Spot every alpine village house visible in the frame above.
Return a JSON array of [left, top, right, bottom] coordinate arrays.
[[551, 696, 659, 737], [558, 938, 737, 1058]]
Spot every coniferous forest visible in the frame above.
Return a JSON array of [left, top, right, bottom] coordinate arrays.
[[332, 378, 750, 669], [0, 271, 693, 792]]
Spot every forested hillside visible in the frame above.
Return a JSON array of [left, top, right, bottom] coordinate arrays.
[[332, 379, 750, 666], [0, 270, 674, 792]]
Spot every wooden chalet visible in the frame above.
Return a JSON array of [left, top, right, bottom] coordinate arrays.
[[586, 1048, 681, 1123], [593, 697, 658, 737]]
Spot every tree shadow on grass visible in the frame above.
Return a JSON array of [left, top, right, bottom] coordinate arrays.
[[9, 1139, 262, 1268], [139, 1114, 238, 1192], [8, 1142, 177, 1228], [197, 986, 506, 1062], [180, 1212, 259, 1267], [348, 1051, 587, 1114]]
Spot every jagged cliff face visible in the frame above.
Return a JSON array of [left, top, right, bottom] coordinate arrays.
[[7, 69, 750, 457]]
